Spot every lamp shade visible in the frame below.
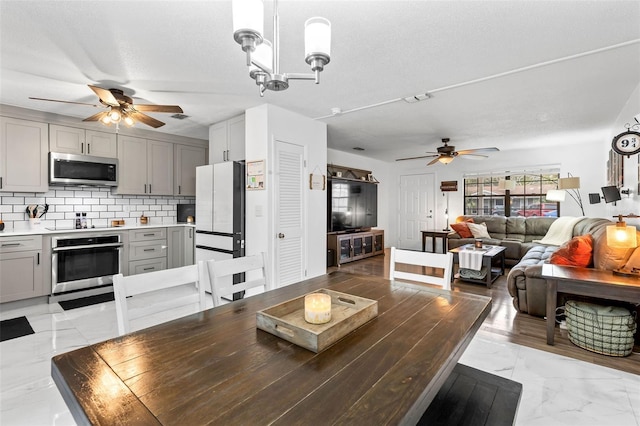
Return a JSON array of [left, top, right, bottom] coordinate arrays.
[[232, 0, 264, 36], [559, 177, 580, 190], [546, 189, 566, 202], [304, 17, 331, 58], [438, 156, 454, 164], [498, 179, 516, 190], [606, 224, 638, 248]]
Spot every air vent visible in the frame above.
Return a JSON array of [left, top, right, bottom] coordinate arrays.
[[353, 147, 365, 151], [403, 93, 431, 103], [171, 114, 190, 120]]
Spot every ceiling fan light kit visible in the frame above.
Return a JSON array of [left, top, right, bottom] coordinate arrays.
[[232, 0, 331, 97]]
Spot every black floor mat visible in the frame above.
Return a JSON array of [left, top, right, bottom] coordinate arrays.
[[59, 292, 115, 311], [1, 316, 35, 342]]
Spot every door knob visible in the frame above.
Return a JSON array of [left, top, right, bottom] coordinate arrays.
[[278, 233, 285, 239]]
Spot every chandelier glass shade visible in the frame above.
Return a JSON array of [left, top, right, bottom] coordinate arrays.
[[232, 0, 332, 96]]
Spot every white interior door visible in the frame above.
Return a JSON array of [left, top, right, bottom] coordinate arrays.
[[397, 173, 436, 250], [274, 141, 305, 287]]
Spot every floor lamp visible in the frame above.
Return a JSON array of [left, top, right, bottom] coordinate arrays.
[[443, 192, 450, 231]]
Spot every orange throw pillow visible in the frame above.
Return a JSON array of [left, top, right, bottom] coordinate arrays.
[[451, 222, 473, 238], [549, 234, 594, 267]]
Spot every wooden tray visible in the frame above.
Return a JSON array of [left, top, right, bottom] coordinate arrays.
[[256, 288, 378, 353]]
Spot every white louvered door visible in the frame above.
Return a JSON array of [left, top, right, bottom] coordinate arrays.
[[274, 141, 305, 287]]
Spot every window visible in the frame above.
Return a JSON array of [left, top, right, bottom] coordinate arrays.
[[464, 172, 560, 217]]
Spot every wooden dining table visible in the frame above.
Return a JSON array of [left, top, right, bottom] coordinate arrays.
[[52, 271, 492, 426]]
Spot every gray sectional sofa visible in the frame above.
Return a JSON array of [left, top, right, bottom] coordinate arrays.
[[448, 215, 615, 317]]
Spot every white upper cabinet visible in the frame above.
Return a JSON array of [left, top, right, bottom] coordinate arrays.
[[117, 135, 174, 195], [49, 124, 117, 158], [174, 144, 206, 196], [147, 140, 174, 196], [209, 114, 245, 164], [0, 117, 48, 193]]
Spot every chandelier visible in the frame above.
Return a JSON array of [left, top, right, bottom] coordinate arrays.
[[232, 0, 331, 96]]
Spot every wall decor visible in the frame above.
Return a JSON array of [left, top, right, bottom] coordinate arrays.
[[309, 166, 325, 190], [607, 149, 623, 187], [247, 160, 265, 190]]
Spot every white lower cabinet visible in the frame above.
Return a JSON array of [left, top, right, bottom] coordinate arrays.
[[167, 226, 195, 269], [0, 235, 45, 303], [127, 228, 167, 276]]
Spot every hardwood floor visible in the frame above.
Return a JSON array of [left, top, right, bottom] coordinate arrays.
[[329, 249, 640, 376]]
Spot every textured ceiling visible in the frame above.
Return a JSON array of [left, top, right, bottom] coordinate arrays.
[[1, 1, 639, 161]]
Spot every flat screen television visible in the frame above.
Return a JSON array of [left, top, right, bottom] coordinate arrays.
[[601, 186, 621, 203], [327, 179, 378, 232]]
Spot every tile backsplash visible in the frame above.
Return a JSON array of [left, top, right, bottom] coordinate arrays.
[[0, 187, 194, 232]]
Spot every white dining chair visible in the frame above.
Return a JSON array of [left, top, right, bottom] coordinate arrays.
[[389, 247, 454, 290], [113, 263, 207, 336], [206, 253, 269, 307]]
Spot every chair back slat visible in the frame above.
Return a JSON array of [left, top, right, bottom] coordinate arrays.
[[389, 247, 453, 290], [206, 253, 269, 307], [113, 264, 206, 336]]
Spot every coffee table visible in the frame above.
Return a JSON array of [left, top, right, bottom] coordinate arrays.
[[449, 244, 506, 288]]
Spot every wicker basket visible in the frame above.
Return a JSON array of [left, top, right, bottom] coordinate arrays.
[[565, 300, 637, 357]]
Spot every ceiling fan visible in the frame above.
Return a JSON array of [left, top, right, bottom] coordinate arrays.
[[396, 138, 499, 165], [29, 85, 183, 128]]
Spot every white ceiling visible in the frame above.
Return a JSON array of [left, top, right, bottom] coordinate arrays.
[[1, 1, 639, 161]]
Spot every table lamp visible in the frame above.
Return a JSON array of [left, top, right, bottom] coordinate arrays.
[[606, 214, 639, 277]]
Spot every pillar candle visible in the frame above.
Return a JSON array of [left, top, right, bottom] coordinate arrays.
[[304, 293, 332, 324]]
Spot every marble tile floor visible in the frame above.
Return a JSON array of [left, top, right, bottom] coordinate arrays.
[[1, 289, 639, 426]]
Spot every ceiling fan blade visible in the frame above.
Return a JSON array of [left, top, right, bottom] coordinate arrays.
[[29, 97, 100, 107], [88, 85, 119, 107], [427, 157, 442, 166], [396, 154, 439, 161], [82, 111, 108, 122], [130, 111, 165, 128], [457, 153, 489, 159], [134, 104, 184, 113], [456, 147, 499, 155]]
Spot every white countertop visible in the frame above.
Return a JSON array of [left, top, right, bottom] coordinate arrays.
[[0, 223, 195, 237]]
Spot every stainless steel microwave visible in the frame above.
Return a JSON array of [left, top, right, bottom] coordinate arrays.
[[49, 152, 118, 187]]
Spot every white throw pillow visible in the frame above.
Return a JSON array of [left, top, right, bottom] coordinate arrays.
[[467, 222, 491, 239]]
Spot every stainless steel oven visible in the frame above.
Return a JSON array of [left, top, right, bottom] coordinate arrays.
[[52, 233, 123, 295]]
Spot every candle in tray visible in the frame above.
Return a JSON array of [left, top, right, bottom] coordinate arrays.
[[304, 293, 332, 324]]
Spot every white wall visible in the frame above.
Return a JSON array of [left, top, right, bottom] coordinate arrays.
[[327, 149, 393, 246], [245, 104, 327, 284]]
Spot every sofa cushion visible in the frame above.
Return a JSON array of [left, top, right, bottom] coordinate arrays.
[[523, 218, 557, 242], [549, 234, 593, 267], [624, 246, 640, 270], [592, 227, 638, 270], [468, 222, 491, 239], [451, 222, 473, 238]]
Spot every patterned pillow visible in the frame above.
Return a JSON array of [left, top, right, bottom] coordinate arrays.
[[549, 234, 593, 267], [451, 222, 473, 238]]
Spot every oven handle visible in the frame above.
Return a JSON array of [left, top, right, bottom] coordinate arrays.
[[52, 243, 124, 252]]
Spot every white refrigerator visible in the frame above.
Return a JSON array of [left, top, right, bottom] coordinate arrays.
[[195, 161, 245, 298]]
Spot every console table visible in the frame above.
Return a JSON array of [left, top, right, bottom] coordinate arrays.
[[541, 264, 640, 345], [421, 230, 450, 253]]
